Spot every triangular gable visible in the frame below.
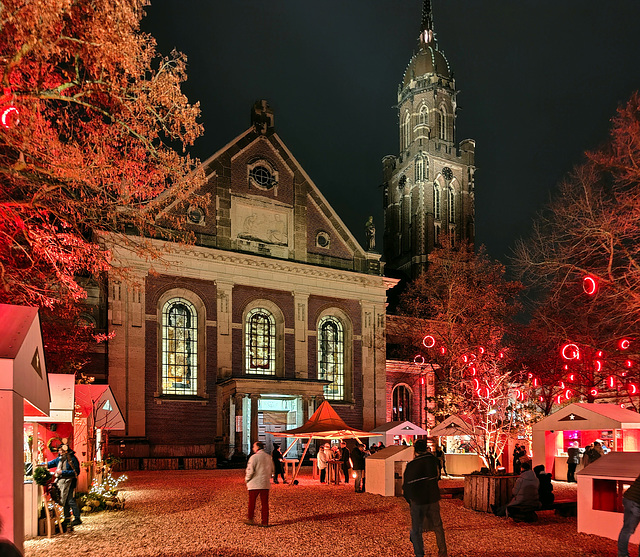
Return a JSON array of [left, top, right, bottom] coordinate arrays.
[[267, 400, 373, 438], [430, 415, 475, 437], [75, 384, 126, 430], [371, 420, 429, 436]]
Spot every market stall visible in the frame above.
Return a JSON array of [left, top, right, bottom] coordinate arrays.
[[532, 403, 640, 480], [74, 384, 125, 491], [267, 400, 375, 484], [430, 415, 483, 475], [369, 420, 428, 447], [576, 451, 640, 542], [365, 445, 414, 496], [0, 305, 50, 554], [24, 373, 75, 538]]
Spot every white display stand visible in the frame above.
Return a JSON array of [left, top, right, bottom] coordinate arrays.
[[576, 451, 640, 542], [365, 445, 414, 496]]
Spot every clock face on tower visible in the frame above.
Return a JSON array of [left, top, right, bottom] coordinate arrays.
[[442, 167, 453, 181]]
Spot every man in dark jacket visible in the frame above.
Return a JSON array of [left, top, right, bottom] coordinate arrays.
[[339, 441, 351, 484], [351, 443, 368, 493], [618, 472, 640, 557], [402, 439, 447, 557]]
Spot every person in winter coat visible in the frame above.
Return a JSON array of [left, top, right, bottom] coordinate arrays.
[[317, 443, 329, 483], [46, 443, 82, 527], [566, 441, 581, 482], [402, 439, 447, 557], [339, 441, 351, 484], [351, 443, 368, 493], [492, 457, 541, 519], [244, 441, 274, 527], [533, 464, 554, 509], [271, 443, 287, 484]]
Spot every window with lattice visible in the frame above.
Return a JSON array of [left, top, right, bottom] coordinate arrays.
[[318, 316, 344, 400], [161, 298, 198, 395]]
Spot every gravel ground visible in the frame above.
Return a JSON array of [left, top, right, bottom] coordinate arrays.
[[24, 470, 628, 557]]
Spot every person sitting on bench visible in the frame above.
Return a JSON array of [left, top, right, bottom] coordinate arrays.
[[492, 457, 541, 522]]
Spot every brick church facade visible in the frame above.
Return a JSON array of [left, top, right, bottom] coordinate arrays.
[[96, 1, 472, 460], [103, 101, 389, 459]]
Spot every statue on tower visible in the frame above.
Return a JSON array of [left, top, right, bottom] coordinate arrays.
[[365, 216, 376, 251]]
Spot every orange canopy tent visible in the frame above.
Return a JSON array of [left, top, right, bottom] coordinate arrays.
[[267, 400, 376, 483]]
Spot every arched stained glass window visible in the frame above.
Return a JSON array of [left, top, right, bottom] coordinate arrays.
[[246, 308, 276, 375], [318, 316, 344, 400], [392, 384, 412, 422], [162, 298, 198, 395]]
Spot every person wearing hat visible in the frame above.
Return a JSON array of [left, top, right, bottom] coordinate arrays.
[[271, 443, 287, 484]]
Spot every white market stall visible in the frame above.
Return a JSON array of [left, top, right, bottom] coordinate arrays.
[[24, 373, 75, 538], [430, 415, 483, 475], [576, 451, 640, 542], [74, 383, 125, 491], [532, 403, 640, 480], [0, 305, 50, 554], [369, 420, 428, 446], [365, 445, 414, 496]]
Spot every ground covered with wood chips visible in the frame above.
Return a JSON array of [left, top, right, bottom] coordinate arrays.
[[24, 469, 628, 557]]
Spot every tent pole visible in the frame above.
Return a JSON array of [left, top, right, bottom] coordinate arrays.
[[290, 437, 313, 485], [282, 438, 297, 458]]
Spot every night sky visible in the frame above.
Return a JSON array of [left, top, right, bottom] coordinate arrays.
[[142, 1, 640, 264]]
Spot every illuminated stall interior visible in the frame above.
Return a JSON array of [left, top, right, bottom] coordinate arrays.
[[532, 403, 640, 480], [430, 415, 483, 475]]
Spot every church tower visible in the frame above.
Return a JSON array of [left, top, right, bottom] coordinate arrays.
[[383, 0, 476, 279]]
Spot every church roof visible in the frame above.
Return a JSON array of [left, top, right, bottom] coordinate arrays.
[[402, 45, 450, 86]]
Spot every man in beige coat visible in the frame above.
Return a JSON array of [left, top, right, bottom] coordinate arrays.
[[244, 441, 274, 527]]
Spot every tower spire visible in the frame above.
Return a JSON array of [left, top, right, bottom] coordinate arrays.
[[420, 0, 435, 47]]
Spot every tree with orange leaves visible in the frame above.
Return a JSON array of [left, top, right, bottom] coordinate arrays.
[[0, 0, 204, 311]]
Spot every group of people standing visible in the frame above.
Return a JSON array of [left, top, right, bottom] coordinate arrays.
[[566, 440, 605, 482], [316, 440, 370, 492]]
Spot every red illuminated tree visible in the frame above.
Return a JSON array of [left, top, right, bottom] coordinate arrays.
[[398, 243, 535, 471], [515, 93, 640, 410], [0, 0, 204, 311]]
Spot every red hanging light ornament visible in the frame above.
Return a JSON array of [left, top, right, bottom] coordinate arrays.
[[619, 338, 631, 350], [595, 360, 602, 372], [561, 343, 580, 360], [413, 354, 425, 365], [568, 373, 575, 382], [422, 335, 436, 349], [628, 383, 638, 395], [608, 376, 616, 389], [564, 388, 572, 399], [626, 360, 633, 368], [590, 388, 598, 397], [0, 87, 19, 129], [582, 275, 598, 296], [440, 346, 446, 355]]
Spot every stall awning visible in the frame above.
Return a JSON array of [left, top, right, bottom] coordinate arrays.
[[267, 400, 374, 439], [75, 384, 125, 430], [25, 373, 75, 423], [370, 420, 429, 437], [532, 403, 640, 432]]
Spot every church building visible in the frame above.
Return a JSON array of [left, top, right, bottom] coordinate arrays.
[[383, 0, 476, 280], [104, 101, 389, 461]]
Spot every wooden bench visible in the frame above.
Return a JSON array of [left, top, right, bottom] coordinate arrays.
[[440, 486, 464, 499]]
